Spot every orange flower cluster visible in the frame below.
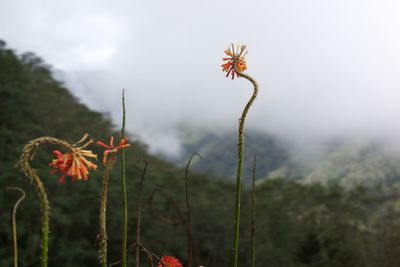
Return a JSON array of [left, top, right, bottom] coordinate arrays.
[[222, 44, 248, 79], [157, 256, 183, 267], [49, 148, 97, 183], [49, 134, 97, 183], [97, 136, 131, 165]]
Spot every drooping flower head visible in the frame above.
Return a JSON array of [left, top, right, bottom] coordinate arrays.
[[49, 134, 97, 183], [157, 256, 183, 267], [222, 44, 248, 79], [97, 136, 131, 165]]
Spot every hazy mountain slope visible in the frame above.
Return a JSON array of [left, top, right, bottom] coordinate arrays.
[[175, 128, 400, 187], [172, 128, 291, 183], [302, 142, 400, 187]]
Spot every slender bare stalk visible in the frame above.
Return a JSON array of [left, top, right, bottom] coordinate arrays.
[[251, 156, 257, 267], [18, 136, 75, 267], [135, 159, 148, 267], [231, 62, 259, 267], [6, 187, 26, 267], [120, 89, 128, 267], [184, 153, 201, 267]]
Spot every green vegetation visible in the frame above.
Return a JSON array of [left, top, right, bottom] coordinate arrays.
[[2, 40, 400, 267]]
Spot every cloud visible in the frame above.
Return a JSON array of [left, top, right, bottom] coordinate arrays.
[[3, 0, 400, 156]]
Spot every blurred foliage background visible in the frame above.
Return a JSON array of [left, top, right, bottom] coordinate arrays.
[[2, 40, 400, 267]]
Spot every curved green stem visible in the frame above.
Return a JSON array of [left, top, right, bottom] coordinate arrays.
[[18, 137, 75, 267], [231, 69, 258, 267], [121, 89, 128, 267], [6, 187, 26, 267]]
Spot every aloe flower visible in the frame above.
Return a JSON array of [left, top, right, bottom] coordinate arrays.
[[221, 44, 259, 267], [18, 134, 96, 267], [222, 44, 248, 79]]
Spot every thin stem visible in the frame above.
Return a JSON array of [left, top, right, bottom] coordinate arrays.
[[121, 89, 128, 267], [251, 156, 257, 267], [135, 160, 148, 267], [212, 250, 216, 267], [18, 136, 75, 267], [184, 153, 201, 267], [145, 252, 154, 267], [128, 243, 165, 267], [231, 67, 259, 267], [6, 187, 26, 267], [99, 157, 116, 267], [149, 188, 185, 225], [109, 243, 165, 267]]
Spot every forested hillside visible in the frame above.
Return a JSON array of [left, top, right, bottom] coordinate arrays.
[[2, 40, 400, 267]]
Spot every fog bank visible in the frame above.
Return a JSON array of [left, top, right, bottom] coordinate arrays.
[[2, 0, 400, 157]]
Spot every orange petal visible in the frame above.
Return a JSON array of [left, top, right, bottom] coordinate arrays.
[[97, 141, 112, 149]]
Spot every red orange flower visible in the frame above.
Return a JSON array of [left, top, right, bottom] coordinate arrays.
[[222, 44, 248, 79], [157, 256, 183, 267], [49, 134, 97, 183], [97, 136, 131, 165]]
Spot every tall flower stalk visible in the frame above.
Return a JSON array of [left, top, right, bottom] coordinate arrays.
[[97, 136, 131, 267], [6, 187, 26, 267], [18, 135, 97, 267], [97, 137, 130, 267], [98, 157, 115, 267], [222, 44, 259, 267], [120, 89, 128, 267]]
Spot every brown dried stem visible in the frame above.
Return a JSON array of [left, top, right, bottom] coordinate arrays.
[[99, 156, 116, 267]]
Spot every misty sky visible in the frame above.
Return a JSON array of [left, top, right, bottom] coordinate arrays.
[[2, 0, 400, 156]]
